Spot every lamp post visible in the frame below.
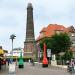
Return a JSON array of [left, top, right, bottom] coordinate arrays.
[[10, 34, 16, 60]]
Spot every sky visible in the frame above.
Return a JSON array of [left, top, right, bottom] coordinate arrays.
[[0, 0, 75, 52]]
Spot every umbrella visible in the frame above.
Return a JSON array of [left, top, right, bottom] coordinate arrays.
[[0, 49, 4, 55]]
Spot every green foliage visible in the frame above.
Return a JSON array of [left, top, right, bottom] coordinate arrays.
[[50, 33, 72, 54], [56, 54, 61, 60], [39, 33, 72, 54], [39, 37, 51, 50], [62, 51, 73, 60]]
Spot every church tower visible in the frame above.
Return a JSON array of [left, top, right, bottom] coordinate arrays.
[[24, 3, 36, 58]]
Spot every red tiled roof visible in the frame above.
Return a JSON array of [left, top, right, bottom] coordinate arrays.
[[36, 24, 69, 41]]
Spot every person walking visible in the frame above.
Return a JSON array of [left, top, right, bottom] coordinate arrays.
[[68, 59, 75, 73], [7, 58, 10, 66], [30, 58, 35, 66]]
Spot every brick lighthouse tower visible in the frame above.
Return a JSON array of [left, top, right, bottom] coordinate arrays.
[[24, 3, 36, 59]]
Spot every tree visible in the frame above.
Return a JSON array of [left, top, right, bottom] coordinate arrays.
[[50, 33, 72, 54], [39, 33, 72, 54], [39, 37, 51, 50], [62, 51, 73, 61]]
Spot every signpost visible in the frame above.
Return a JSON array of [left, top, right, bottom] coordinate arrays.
[[47, 49, 51, 64], [47, 49, 51, 57]]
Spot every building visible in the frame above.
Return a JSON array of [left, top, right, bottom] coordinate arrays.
[[37, 24, 68, 41], [36, 24, 75, 57], [12, 48, 23, 57], [6, 48, 23, 59]]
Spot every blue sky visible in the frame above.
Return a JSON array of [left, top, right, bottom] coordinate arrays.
[[0, 0, 75, 52]]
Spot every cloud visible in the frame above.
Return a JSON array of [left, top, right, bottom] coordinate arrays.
[[0, 0, 75, 51]]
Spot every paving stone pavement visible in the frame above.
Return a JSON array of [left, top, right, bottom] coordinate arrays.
[[0, 62, 74, 75]]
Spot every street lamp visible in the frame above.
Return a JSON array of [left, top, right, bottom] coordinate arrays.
[[10, 34, 16, 58]]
